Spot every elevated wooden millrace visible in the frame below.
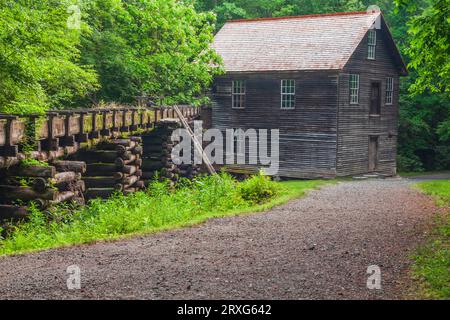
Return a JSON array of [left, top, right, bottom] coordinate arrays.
[[0, 106, 202, 221], [0, 106, 199, 168]]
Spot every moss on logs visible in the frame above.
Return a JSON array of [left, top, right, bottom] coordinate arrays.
[[0, 185, 57, 202]]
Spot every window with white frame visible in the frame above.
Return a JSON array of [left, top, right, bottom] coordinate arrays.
[[386, 77, 394, 105], [232, 80, 245, 109], [349, 74, 360, 104], [281, 79, 295, 109], [368, 29, 377, 60]]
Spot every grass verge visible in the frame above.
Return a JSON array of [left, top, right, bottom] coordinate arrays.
[[412, 180, 450, 299], [400, 171, 450, 178], [0, 173, 331, 256]]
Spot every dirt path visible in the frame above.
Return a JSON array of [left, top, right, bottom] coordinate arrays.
[[0, 178, 438, 300]]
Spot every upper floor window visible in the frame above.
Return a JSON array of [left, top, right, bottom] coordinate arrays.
[[349, 74, 360, 105], [281, 79, 295, 109], [232, 80, 245, 109], [368, 29, 377, 60], [385, 77, 394, 105]]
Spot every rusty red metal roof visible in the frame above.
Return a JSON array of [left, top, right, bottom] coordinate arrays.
[[213, 11, 382, 73]]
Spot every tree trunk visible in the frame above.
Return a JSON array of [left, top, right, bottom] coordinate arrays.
[[52, 172, 81, 184], [49, 191, 77, 205], [2, 165, 56, 178], [0, 185, 57, 202], [52, 161, 87, 174]]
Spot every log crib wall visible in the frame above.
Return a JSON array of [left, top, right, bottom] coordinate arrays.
[[0, 106, 200, 221]]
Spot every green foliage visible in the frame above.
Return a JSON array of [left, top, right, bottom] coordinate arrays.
[[0, 0, 221, 112], [195, 0, 365, 29], [0, 0, 99, 114], [238, 171, 281, 204], [398, 79, 450, 171], [80, 0, 223, 106], [393, 0, 450, 171], [395, 0, 450, 96], [413, 180, 450, 299], [19, 158, 50, 168]]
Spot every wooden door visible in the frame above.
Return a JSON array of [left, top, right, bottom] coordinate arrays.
[[369, 136, 379, 172], [370, 82, 381, 115]]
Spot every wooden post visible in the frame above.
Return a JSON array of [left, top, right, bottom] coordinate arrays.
[[0, 115, 19, 157], [101, 110, 111, 137], [41, 113, 59, 151], [112, 110, 120, 133], [121, 109, 130, 133], [76, 111, 89, 143], [130, 110, 138, 131], [89, 111, 101, 139], [60, 112, 76, 147]]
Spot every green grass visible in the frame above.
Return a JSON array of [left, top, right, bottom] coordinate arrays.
[[0, 173, 331, 256], [400, 171, 450, 178], [412, 180, 450, 299]]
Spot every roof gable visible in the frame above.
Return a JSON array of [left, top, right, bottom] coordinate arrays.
[[212, 11, 406, 74]]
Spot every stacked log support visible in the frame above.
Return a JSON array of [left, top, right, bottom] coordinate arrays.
[[141, 120, 200, 186], [0, 160, 86, 221], [0, 106, 201, 221], [73, 137, 144, 201]]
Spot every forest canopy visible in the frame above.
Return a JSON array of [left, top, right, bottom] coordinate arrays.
[[0, 0, 448, 171], [0, 0, 222, 114]]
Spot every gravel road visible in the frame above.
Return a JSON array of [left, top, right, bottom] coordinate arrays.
[[0, 178, 439, 300]]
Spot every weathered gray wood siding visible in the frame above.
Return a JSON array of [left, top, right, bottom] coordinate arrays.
[[211, 71, 339, 178], [337, 27, 401, 176]]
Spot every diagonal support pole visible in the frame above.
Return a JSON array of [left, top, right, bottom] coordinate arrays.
[[173, 106, 216, 175]]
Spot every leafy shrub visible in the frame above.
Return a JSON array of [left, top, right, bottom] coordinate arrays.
[[238, 172, 282, 204], [398, 154, 424, 172]]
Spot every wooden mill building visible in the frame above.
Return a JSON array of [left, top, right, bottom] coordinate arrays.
[[210, 11, 407, 178]]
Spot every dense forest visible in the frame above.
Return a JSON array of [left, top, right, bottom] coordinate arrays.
[[0, 0, 448, 171]]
